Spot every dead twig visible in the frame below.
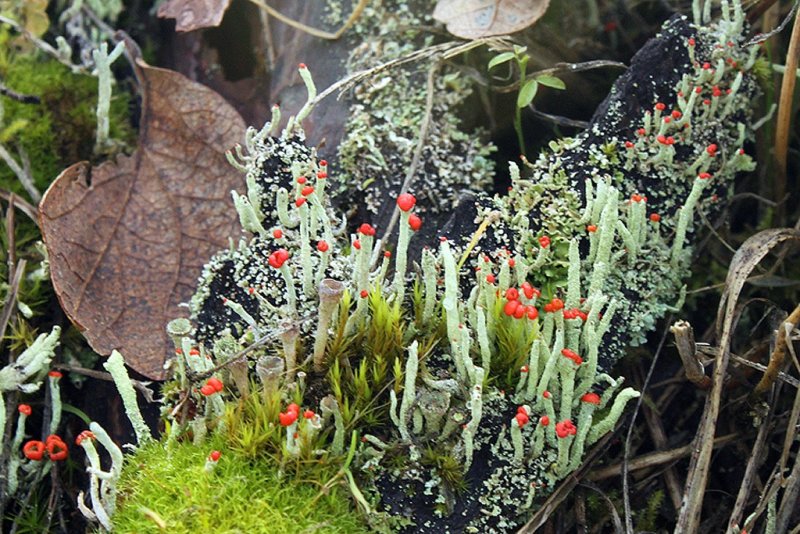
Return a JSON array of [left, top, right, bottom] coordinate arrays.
[[516, 432, 615, 532], [772, 4, 800, 223], [588, 433, 739, 481], [671, 320, 712, 388], [677, 229, 800, 532], [753, 303, 800, 396]]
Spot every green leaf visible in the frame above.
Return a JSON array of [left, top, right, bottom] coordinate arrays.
[[517, 80, 539, 109], [513, 45, 528, 56], [488, 52, 515, 70], [535, 74, 566, 90]]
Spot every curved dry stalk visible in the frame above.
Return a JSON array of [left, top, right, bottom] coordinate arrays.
[[248, 0, 368, 40], [773, 5, 800, 222], [677, 229, 800, 532]]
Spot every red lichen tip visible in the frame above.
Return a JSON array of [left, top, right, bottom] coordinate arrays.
[[301, 185, 315, 196], [317, 171, 328, 179], [543, 390, 551, 399], [698, 172, 712, 180], [48, 370, 62, 379], [352, 239, 361, 250], [319, 159, 328, 167], [688, 37, 696, 46], [631, 194, 643, 203], [303, 409, 315, 419], [671, 110, 682, 119], [581, 392, 601, 405], [505, 288, 520, 301], [287, 403, 300, 415], [538, 236, 551, 248], [520, 366, 529, 373], [650, 213, 661, 223], [76, 430, 95, 446], [555, 420, 577, 438], [317, 240, 329, 253], [515, 412, 529, 428], [209, 450, 221, 462], [298, 63, 307, 69], [561, 348, 583, 365], [706, 143, 718, 155], [540, 415, 550, 426], [279, 411, 298, 427], [624, 141, 634, 149], [655, 102, 666, 111], [503, 300, 520, 317], [268, 248, 290, 269], [295, 197, 307, 208], [46, 435, 68, 461], [637, 128, 646, 136], [396, 193, 416, 212], [408, 213, 422, 231], [384, 250, 391, 258], [485, 274, 496, 284], [358, 223, 376, 236], [18, 404, 31, 416], [587, 224, 597, 233], [207, 377, 224, 393], [200, 384, 216, 396], [297, 176, 307, 184], [360, 289, 369, 299], [272, 228, 283, 239], [23, 440, 45, 461]]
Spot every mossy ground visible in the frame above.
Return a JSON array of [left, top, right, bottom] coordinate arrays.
[[113, 436, 370, 534], [0, 27, 135, 199]]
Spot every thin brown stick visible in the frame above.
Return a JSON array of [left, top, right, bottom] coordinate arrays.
[[773, 6, 800, 223], [754, 303, 800, 395], [588, 433, 739, 481], [727, 398, 775, 530], [378, 62, 439, 250], [0, 191, 37, 224], [517, 432, 615, 533], [640, 379, 684, 511], [53, 364, 156, 402], [247, 0, 367, 40]]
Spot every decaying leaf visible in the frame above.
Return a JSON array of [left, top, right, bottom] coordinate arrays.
[[433, 0, 549, 39], [39, 57, 246, 380], [157, 0, 232, 32]]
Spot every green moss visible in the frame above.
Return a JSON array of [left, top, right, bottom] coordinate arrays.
[[113, 437, 370, 534], [0, 33, 135, 200]]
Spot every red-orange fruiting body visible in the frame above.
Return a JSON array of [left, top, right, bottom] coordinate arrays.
[[18, 404, 31, 416], [396, 193, 416, 212], [408, 214, 422, 231]]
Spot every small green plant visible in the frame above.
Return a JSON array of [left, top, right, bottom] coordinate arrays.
[[488, 45, 565, 156]]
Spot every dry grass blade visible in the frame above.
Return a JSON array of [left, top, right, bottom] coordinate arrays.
[[773, 5, 800, 222], [677, 228, 800, 532]]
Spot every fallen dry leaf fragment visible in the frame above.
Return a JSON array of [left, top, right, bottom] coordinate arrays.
[[157, 0, 232, 32], [39, 57, 246, 380], [433, 0, 549, 39]]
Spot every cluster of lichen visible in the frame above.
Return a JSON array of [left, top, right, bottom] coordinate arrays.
[[107, 3, 766, 533]]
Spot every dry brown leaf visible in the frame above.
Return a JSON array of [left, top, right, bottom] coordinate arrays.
[[39, 57, 246, 380], [157, 0, 232, 32], [433, 0, 549, 39]]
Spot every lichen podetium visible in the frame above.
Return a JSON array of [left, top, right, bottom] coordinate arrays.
[[109, 3, 761, 533]]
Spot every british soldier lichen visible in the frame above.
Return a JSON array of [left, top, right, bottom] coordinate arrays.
[[121, 2, 764, 533]]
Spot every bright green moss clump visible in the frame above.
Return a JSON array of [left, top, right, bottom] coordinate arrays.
[[114, 437, 370, 534]]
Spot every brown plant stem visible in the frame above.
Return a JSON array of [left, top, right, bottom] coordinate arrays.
[[774, 5, 800, 223], [753, 303, 800, 396]]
